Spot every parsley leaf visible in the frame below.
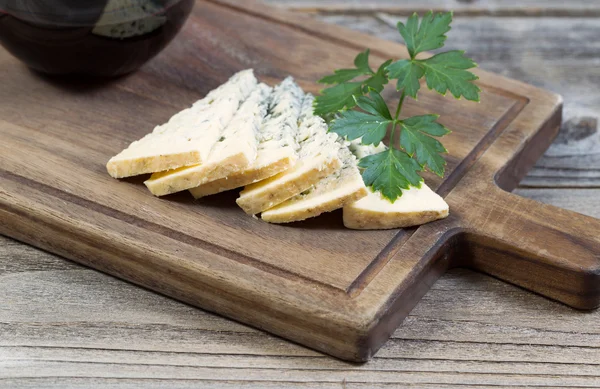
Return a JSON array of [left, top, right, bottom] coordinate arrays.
[[355, 91, 392, 119], [330, 92, 393, 145], [318, 49, 373, 85], [359, 148, 423, 201], [386, 59, 424, 99], [318, 69, 368, 85], [421, 50, 480, 101], [313, 82, 363, 116], [387, 51, 479, 102], [363, 59, 393, 93], [398, 11, 452, 59], [353, 48, 372, 72], [399, 114, 450, 176], [314, 51, 391, 116], [387, 11, 479, 102], [330, 111, 391, 145]]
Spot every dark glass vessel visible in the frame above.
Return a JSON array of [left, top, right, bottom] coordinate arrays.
[[0, 0, 194, 76]]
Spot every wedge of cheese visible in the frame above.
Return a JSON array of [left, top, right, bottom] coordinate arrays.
[[261, 143, 367, 223], [106, 69, 257, 178], [236, 94, 343, 215], [189, 77, 304, 199], [144, 83, 272, 196], [343, 142, 449, 230]]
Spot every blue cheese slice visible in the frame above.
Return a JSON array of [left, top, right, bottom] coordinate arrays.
[[189, 77, 304, 199], [106, 69, 257, 178], [343, 141, 449, 230], [236, 94, 342, 215], [261, 142, 367, 223], [144, 83, 272, 196]]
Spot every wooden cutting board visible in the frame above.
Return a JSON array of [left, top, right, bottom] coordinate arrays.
[[1, 0, 599, 362]]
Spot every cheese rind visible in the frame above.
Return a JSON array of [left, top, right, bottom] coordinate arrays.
[[106, 69, 257, 178], [343, 142, 449, 230], [189, 149, 296, 199], [237, 155, 342, 215], [343, 185, 449, 229], [261, 144, 367, 223], [144, 83, 272, 196], [189, 77, 304, 199], [236, 94, 342, 215]]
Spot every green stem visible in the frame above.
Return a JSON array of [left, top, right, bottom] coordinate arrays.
[[389, 90, 406, 148], [394, 92, 406, 120]]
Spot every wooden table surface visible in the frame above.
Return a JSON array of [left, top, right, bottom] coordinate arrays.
[[1, 1, 599, 387]]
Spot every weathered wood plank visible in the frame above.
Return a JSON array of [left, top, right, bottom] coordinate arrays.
[[1, 233, 599, 387], [513, 189, 600, 218], [267, 0, 600, 16], [0, 381, 589, 389], [3, 361, 600, 387], [521, 118, 600, 188], [316, 14, 600, 188]]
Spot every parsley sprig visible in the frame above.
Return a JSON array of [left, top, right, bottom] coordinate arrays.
[[314, 11, 480, 202], [314, 49, 392, 117]]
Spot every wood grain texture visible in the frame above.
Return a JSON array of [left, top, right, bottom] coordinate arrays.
[[514, 189, 600, 216], [3, 1, 599, 386], [2, 235, 599, 388], [1, 0, 598, 363], [266, 0, 600, 16], [1, 0, 600, 379]]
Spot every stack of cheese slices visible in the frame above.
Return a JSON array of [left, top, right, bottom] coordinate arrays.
[[107, 69, 449, 229]]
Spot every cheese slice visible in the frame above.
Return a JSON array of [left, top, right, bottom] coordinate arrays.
[[189, 77, 304, 199], [106, 69, 257, 178], [261, 143, 367, 223], [144, 83, 272, 196], [236, 94, 342, 215], [343, 142, 449, 230]]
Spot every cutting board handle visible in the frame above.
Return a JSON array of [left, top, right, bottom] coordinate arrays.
[[461, 189, 600, 310]]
